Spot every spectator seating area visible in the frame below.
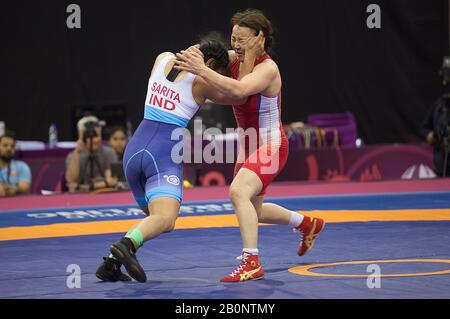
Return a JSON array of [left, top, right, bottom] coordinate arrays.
[[285, 112, 358, 150]]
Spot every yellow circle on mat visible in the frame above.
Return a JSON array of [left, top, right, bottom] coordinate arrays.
[[288, 259, 450, 278]]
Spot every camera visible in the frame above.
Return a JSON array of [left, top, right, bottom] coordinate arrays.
[[82, 121, 98, 143]]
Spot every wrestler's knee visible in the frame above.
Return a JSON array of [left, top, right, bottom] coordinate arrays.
[[160, 214, 177, 233], [163, 221, 176, 233], [229, 184, 251, 204]]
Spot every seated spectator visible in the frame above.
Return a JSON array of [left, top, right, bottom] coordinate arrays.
[[65, 115, 118, 192], [105, 125, 128, 186], [105, 125, 128, 161], [0, 132, 31, 196]]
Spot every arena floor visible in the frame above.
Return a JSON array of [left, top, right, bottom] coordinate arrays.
[[1, 179, 449, 299]]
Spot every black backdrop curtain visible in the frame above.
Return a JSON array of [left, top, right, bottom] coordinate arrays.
[[0, 0, 448, 143]]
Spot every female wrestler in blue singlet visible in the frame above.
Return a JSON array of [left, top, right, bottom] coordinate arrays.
[[95, 34, 256, 283]]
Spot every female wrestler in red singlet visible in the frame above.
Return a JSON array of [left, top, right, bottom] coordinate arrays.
[[175, 8, 325, 282]]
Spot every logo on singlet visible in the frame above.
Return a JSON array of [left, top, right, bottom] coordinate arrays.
[[164, 175, 180, 186]]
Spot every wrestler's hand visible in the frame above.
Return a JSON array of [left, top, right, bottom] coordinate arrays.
[[186, 44, 201, 53], [245, 31, 265, 60], [178, 44, 202, 57], [174, 46, 207, 76], [237, 31, 265, 80]]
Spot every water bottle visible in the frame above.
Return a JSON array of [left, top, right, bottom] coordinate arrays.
[[48, 123, 58, 148]]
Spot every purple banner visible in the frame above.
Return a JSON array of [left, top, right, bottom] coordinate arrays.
[[15, 144, 434, 193], [184, 144, 435, 186]]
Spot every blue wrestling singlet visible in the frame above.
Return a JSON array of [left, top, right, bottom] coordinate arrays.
[[123, 119, 184, 206], [124, 53, 199, 206]]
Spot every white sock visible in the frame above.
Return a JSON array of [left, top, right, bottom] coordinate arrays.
[[288, 211, 304, 228], [242, 248, 259, 255]]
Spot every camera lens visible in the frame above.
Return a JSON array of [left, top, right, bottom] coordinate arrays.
[[83, 121, 98, 142]]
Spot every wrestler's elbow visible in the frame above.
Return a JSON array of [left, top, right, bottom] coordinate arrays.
[[229, 86, 248, 100]]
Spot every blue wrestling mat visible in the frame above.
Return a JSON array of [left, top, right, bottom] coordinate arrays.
[[1, 191, 450, 299]]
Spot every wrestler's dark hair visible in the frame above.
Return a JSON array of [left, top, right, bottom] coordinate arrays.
[[231, 8, 275, 52], [198, 32, 230, 71]]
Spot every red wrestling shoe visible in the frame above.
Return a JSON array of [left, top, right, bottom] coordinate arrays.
[[296, 216, 325, 256], [220, 253, 264, 283]]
